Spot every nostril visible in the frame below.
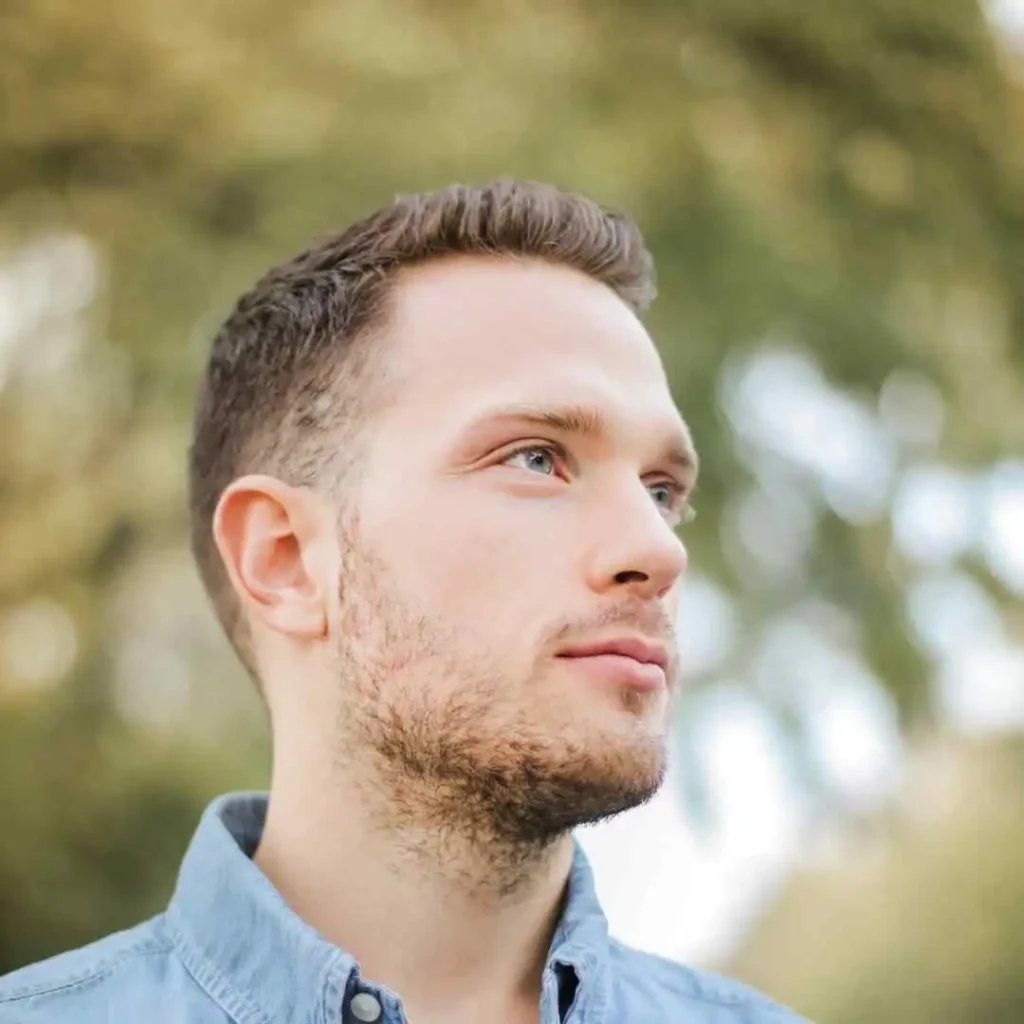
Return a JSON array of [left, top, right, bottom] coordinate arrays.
[[613, 569, 648, 584]]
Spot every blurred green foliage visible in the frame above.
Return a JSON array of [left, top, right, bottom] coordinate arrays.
[[0, 704, 256, 970], [729, 733, 1024, 1024], [1, 1, 1021, 1014]]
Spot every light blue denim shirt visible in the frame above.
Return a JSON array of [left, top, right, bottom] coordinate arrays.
[[0, 793, 809, 1023]]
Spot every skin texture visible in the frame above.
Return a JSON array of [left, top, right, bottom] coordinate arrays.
[[212, 255, 697, 1024]]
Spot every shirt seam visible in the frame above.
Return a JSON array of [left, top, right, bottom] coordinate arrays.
[[0, 941, 172, 1004], [165, 908, 272, 1024]]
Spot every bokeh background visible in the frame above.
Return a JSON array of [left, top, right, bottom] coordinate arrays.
[[2, 2, 1024, 1021]]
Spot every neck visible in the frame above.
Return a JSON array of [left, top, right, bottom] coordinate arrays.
[[253, 748, 576, 1024]]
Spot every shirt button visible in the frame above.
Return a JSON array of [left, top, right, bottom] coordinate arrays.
[[350, 992, 383, 1022]]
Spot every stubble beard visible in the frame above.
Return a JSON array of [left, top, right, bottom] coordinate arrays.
[[331, 518, 671, 881]]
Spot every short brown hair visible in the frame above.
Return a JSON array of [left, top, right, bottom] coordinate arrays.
[[188, 178, 656, 682]]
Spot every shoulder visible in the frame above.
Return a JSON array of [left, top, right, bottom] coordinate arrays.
[[0, 916, 217, 1024], [608, 938, 813, 1023]]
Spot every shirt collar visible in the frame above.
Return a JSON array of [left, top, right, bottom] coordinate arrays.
[[167, 792, 612, 1024], [167, 792, 354, 1024], [546, 832, 613, 1022]]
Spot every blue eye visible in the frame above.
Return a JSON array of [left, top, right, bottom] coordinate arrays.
[[649, 482, 677, 509], [503, 444, 561, 476], [649, 480, 696, 525]]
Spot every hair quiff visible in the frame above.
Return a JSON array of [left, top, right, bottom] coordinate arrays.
[[188, 178, 657, 683]]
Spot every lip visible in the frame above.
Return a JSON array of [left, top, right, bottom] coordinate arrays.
[[557, 636, 670, 670], [556, 636, 671, 691], [557, 652, 667, 691]]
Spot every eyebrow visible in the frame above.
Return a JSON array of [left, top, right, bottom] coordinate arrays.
[[464, 401, 699, 475]]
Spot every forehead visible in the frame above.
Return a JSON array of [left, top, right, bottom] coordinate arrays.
[[377, 256, 686, 437]]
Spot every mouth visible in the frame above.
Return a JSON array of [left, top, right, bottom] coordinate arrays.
[[556, 636, 671, 691]]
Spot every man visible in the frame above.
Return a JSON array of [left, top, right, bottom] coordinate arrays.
[[0, 180, 808, 1023]]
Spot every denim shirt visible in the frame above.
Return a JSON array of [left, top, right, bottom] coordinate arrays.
[[0, 792, 809, 1023]]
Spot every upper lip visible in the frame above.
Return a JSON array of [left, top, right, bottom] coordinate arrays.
[[557, 636, 670, 671]]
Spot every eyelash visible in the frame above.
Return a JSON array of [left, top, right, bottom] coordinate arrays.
[[501, 442, 696, 525]]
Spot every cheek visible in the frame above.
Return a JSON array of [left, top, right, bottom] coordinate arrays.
[[365, 479, 569, 625]]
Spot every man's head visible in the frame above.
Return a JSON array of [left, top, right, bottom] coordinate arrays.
[[189, 180, 698, 846]]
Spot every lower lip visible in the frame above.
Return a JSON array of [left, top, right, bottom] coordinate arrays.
[[558, 654, 667, 691]]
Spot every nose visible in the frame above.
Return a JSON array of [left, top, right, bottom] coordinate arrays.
[[583, 487, 689, 602]]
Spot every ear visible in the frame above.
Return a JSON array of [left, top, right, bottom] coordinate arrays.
[[212, 474, 334, 643]]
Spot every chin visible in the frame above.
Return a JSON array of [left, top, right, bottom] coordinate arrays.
[[550, 728, 669, 803], [572, 697, 672, 754]]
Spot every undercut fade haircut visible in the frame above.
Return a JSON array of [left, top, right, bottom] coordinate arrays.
[[188, 178, 657, 686]]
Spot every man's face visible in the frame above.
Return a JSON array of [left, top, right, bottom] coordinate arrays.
[[327, 256, 695, 844]]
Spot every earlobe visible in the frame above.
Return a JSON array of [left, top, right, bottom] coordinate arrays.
[[212, 475, 330, 642]]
